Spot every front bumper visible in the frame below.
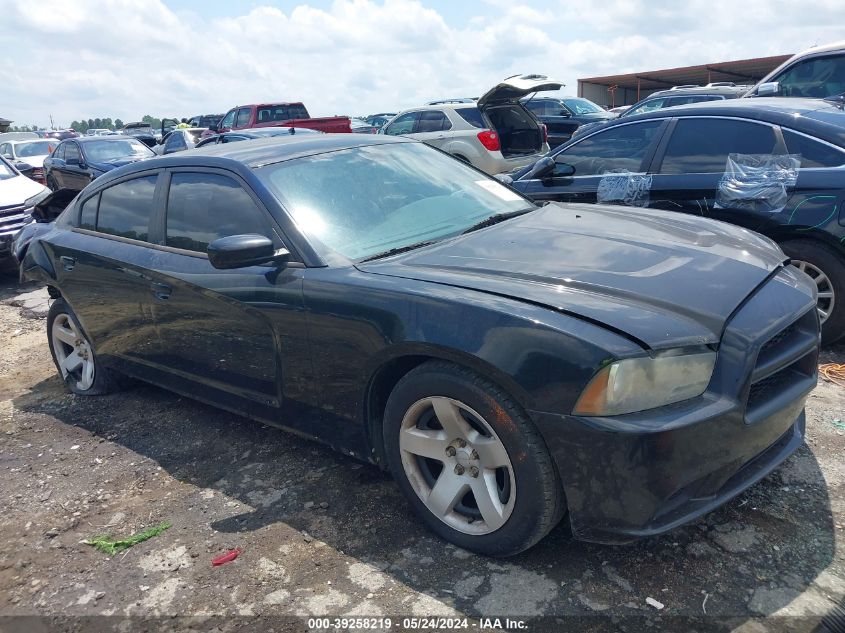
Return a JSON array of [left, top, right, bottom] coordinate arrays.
[[532, 267, 819, 544]]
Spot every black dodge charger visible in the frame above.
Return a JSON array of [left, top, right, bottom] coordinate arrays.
[[19, 134, 819, 555]]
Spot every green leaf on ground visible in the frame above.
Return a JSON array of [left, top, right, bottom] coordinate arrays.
[[84, 521, 172, 556]]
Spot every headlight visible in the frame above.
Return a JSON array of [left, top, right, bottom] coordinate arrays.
[[572, 351, 716, 416]]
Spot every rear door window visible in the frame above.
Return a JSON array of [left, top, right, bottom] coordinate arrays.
[[416, 111, 451, 133], [96, 175, 158, 241], [555, 120, 664, 176], [659, 118, 777, 174], [79, 194, 99, 230], [65, 143, 81, 164], [165, 172, 273, 253], [783, 130, 845, 168]]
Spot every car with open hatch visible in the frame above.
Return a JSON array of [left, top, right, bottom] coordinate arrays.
[[20, 134, 819, 555]]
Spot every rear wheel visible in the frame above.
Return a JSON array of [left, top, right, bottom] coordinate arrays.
[[47, 298, 125, 395], [383, 361, 565, 556], [781, 240, 845, 345]]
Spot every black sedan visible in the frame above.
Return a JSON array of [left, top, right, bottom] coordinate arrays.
[[521, 96, 615, 148], [195, 126, 322, 148], [20, 135, 818, 555], [43, 136, 154, 191], [508, 97, 845, 344]]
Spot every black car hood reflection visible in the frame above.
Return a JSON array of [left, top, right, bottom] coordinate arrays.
[[89, 157, 145, 172], [357, 203, 788, 350]]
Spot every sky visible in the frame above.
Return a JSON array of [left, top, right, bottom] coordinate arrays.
[[1, 0, 844, 128]]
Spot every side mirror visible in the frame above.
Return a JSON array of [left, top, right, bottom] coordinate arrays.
[[552, 157, 575, 177], [15, 162, 34, 178], [524, 156, 555, 180], [207, 234, 290, 269], [756, 82, 780, 97]]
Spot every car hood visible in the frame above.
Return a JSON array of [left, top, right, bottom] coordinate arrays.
[[577, 111, 615, 121], [0, 174, 48, 207], [88, 157, 146, 172], [478, 74, 564, 108], [356, 203, 788, 350], [16, 155, 47, 168]]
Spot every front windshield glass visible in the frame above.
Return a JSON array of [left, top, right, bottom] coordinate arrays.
[[85, 139, 154, 161], [563, 98, 604, 115], [260, 142, 534, 260], [16, 141, 56, 157], [0, 157, 15, 180]]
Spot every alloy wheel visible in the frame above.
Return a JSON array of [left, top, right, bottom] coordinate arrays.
[[792, 259, 835, 324], [51, 313, 95, 391], [398, 396, 516, 535]]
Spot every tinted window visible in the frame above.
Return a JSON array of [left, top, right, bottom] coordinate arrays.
[[772, 54, 845, 98], [235, 108, 252, 127], [166, 173, 270, 253], [65, 143, 80, 164], [52, 143, 65, 160], [384, 112, 418, 135], [454, 107, 485, 128], [85, 139, 153, 162], [96, 175, 157, 241], [220, 110, 236, 129], [783, 130, 845, 168], [556, 121, 664, 176], [562, 98, 604, 115], [164, 132, 186, 151], [79, 194, 98, 230], [660, 119, 777, 174], [523, 101, 547, 115], [416, 110, 451, 133]]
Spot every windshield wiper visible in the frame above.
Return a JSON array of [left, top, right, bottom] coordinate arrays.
[[359, 240, 438, 262], [461, 208, 534, 235]]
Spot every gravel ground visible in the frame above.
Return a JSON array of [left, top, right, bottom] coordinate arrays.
[[0, 270, 843, 633]]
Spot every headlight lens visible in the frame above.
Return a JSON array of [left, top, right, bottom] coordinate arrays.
[[573, 351, 716, 416]]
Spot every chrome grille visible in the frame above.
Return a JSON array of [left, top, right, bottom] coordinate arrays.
[[0, 203, 28, 236]]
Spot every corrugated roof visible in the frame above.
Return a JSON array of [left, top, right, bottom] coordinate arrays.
[[579, 54, 792, 91]]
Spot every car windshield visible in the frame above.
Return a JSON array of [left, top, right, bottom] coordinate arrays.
[[563, 98, 604, 115], [16, 141, 55, 157], [0, 157, 15, 180], [259, 142, 534, 261], [85, 139, 154, 161]]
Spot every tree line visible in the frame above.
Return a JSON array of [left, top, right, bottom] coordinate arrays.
[[10, 114, 175, 133]]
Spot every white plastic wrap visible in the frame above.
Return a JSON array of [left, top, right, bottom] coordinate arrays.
[[596, 172, 652, 207], [716, 153, 800, 214]]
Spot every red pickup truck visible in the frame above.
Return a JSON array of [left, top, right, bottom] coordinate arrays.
[[205, 103, 351, 136]]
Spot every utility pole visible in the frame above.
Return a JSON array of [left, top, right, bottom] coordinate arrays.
[[50, 114, 55, 130]]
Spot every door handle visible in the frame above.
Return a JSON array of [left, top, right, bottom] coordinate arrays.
[[150, 282, 172, 300], [59, 256, 75, 271]]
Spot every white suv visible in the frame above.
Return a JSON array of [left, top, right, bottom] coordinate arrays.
[[382, 75, 560, 174]]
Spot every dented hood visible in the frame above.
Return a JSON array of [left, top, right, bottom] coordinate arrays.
[[356, 203, 788, 350], [478, 74, 564, 108]]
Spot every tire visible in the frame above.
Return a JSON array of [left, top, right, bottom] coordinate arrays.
[[383, 361, 565, 556], [781, 240, 845, 345], [47, 298, 125, 395]]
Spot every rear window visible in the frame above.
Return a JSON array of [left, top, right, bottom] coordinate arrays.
[[454, 107, 485, 128], [783, 130, 845, 168], [96, 175, 157, 241], [255, 104, 310, 124]]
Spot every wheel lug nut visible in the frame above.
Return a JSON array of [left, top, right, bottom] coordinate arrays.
[[470, 450, 479, 460], [454, 464, 465, 475], [445, 446, 456, 457], [469, 466, 479, 478], [456, 438, 466, 448]]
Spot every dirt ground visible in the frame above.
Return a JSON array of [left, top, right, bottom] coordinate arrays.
[[0, 269, 843, 633]]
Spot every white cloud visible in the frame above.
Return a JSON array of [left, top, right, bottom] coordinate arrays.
[[1, 0, 844, 128]]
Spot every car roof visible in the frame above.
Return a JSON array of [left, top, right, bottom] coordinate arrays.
[[172, 133, 411, 168], [646, 86, 748, 97], [68, 135, 144, 143], [595, 97, 845, 144]]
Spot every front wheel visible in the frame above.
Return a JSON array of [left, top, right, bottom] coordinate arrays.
[[47, 298, 125, 395], [781, 240, 845, 345], [383, 361, 565, 556]]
